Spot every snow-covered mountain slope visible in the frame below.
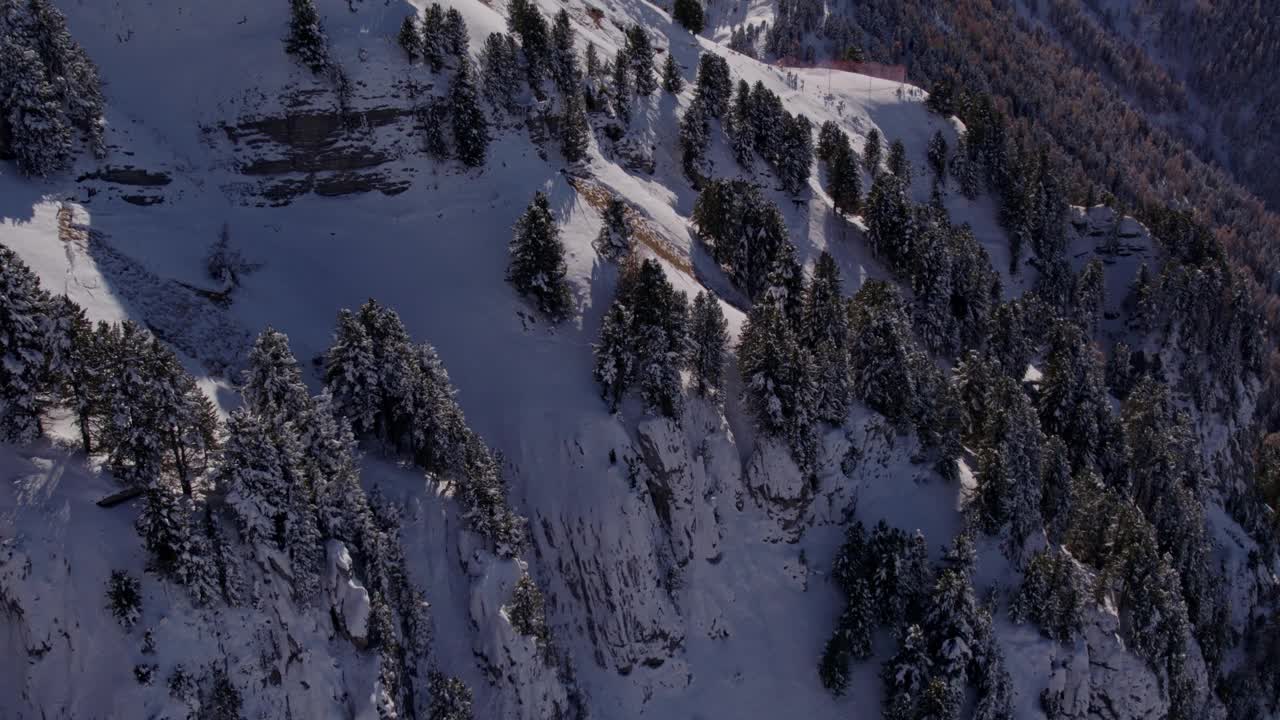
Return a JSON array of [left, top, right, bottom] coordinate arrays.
[[2, 0, 1276, 719]]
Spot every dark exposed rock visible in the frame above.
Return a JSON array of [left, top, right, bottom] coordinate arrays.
[[77, 166, 171, 186]]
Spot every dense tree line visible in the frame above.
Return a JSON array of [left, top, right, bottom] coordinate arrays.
[[821, 531, 1013, 720], [0, 0, 105, 176], [1, 245, 480, 719]]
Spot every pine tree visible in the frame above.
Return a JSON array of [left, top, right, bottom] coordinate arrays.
[[692, 179, 790, 301], [584, 41, 600, 80], [219, 408, 288, 548], [0, 245, 53, 442], [672, 0, 705, 34], [924, 564, 980, 685], [828, 142, 861, 216], [693, 53, 731, 118], [135, 476, 198, 580], [398, 15, 420, 62], [816, 120, 844, 163], [508, 0, 551, 91], [864, 171, 914, 263], [560, 88, 590, 163], [678, 97, 710, 183], [443, 8, 468, 59], [507, 191, 573, 320], [887, 138, 911, 185], [803, 252, 850, 423], [862, 127, 882, 176], [661, 52, 683, 93], [625, 260, 689, 418], [595, 197, 631, 258], [550, 9, 579, 94], [23, 0, 106, 155], [423, 100, 451, 160], [449, 59, 490, 168], [882, 624, 932, 720], [479, 32, 521, 117], [846, 281, 924, 426], [610, 49, 632, 124], [728, 79, 755, 167], [593, 302, 633, 412], [928, 131, 948, 183], [1074, 258, 1105, 335], [421, 3, 446, 72], [243, 328, 312, 424], [0, 37, 73, 177], [325, 309, 381, 437], [778, 113, 814, 195], [427, 672, 474, 720], [47, 297, 99, 452], [738, 302, 815, 458], [687, 291, 728, 398], [625, 26, 658, 96], [507, 573, 550, 642], [285, 0, 328, 72]]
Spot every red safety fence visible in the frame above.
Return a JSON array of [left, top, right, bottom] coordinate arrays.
[[776, 57, 908, 84]]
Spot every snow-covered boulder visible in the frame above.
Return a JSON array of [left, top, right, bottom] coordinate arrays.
[[326, 540, 370, 648]]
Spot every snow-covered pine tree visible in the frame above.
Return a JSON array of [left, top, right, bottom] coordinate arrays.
[[46, 296, 98, 452], [816, 120, 843, 163], [0, 37, 73, 177], [584, 41, 600, 80], [0, 244, 53, 442], [887, 138, 912, 185], [508, 0, 551, 91], [427, 672, 474, 720], [802, 252, 850, 423], [678, 96, 710, 184], [728, 80, 754, 168], [687, 290, 728, 399], [1074, 258, 1105, 335], [622, 259, 689, 418], [864, 170, 914, 264], [421, 3, 446, 72], [593, 302, 634, 412], [846, 281, 922, 426], [778, 113, 814, 195], [423, 100, 451, 160], [243, 328, 312, 424], [1009, 547, 1085, 642], [1106, 341, 1134, 399], [661, 52, 683, 93], [761, 241, 805, 323], [459, 434, 526, 556], [610, 49, 632, 124], [479, 32, 521, 117], [693, 52, 732, 118], [923, 561, 980, 685], [285, 0, 328, 72], [560, 88, 590, 162], [1038, 319, 1122, 475], [550, 9, 579, 94], [325, 308, 381, 437], [881, 624, 932, 720], [692, 179, 790, 300], [624, 25, 657, 96], [507, 573, 550, 643], [673, 0, 705, 34], [398, 15, 420, 61], [828, 141, 862, 216], [507, 191, 572, 320], [135, 475, 197, 579], [928, 131, 948, 184], [449, 58, 490, 168], [862, 127, 882, 176], [219, 408, 288, 548], [406, 342, 469, 475], [737, 301, 816, 462], [442, 8, 468, 59], [595, 197, 631, 258], [24, 0, 106, 155]]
